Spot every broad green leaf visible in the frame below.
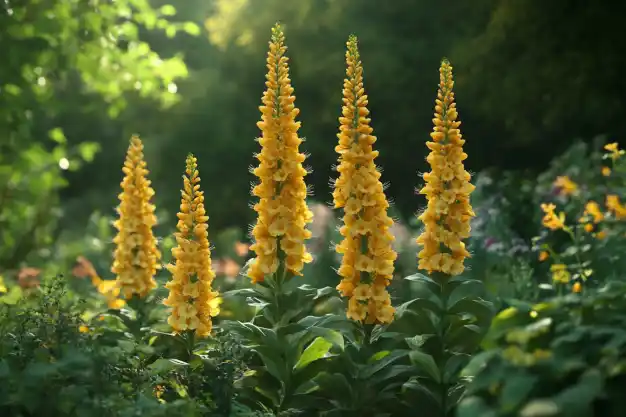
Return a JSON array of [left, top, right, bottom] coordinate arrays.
[[499, 372, 538, 413], [148, 358, 188, 374], [446, 279, 485, 310], [409, 350, 441, 383], [443, 353, 471, 384], [294, 336, 333, 370], [360, 349, 409, 379]]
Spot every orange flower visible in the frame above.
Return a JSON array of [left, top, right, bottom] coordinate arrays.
[[538, 251, 549, 262], [234, 241, 249, 257], [18, 267, 41, 289], [602, 166, 611, 176], [572, 282, 582, 293]]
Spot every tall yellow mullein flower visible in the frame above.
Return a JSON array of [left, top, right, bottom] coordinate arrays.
[[164, 155, 220, 338], [417, 59, 475, 276], [248, 23, 313, 284], [111, 135, 161, 299], [333, 35, 397, 324]]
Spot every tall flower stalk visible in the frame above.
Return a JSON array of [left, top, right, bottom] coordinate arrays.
[[404, 59, 490, 417], [333, 35, 397, 324], [248, 23, 313, 284], [416, 59, 475, 277], [164, 154, 220, 339], [111, 135, 161, 300]]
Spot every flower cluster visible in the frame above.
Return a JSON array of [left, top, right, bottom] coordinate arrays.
[[164, 155, 220, 338], [248, 23, 313, 284], [416, 59, 475, 276], [333, 35, 396, 324], [111, 135, 161, 299]]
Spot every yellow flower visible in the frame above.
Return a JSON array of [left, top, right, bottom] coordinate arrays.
[[248, 23, 313, 284], [78, 325, 89, 333], [416, 58, 475, 277], [583, 223, 594, 233], [0, 276, 6, 293], [596, 230, 607, 240], [538, 251, 549, 262], [111, 135, 161, 300], [95, 278, 126, 310], [583, 201, 604, 223], [550, 264, 570, 284], [602, 166, 611, 176], [553, 176, 578, 196], [604, 142, 624, 161], [332, 35, 397, 325], [606, 194, 626, 220], [572, 282, 582, 293], [164, 155, 220, 338], [540, 203, 566, 230]]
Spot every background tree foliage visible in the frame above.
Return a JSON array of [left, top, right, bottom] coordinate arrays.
[[2, 0, 625, 271]]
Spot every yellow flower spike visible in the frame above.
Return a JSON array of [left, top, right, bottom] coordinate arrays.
[[248, 23, 313, 284], [416, 58, 475, 277], [111, 135, 161, 300], [164, 154, 220, 338], [333, 35, 397, 325]]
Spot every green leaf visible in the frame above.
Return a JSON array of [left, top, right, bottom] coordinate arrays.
[[159, 4, 176, 16], [48, 128, 66, 144], [0, 286, 23, 305], [183, 22, 201, 36], [552, 368, 603, 416], [148, 358, 188, 374], [443, 353, 471, 384], [409, 350, 441, 383], [360, 349, 409, 379], [457, 397, 497, 417], [294, 336, 333, 370], [77, 142, 100, 162], [446, 279, 485, 310], [499, 372, 538, 413], [405, 334, 435, 350], [313, 372, 353, 402]]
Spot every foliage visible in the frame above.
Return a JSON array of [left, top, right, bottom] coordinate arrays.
[[458, 280, 626, 417], [0, 0, 195, 276]]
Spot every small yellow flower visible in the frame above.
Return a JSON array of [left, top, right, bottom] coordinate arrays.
[[553, 176, 578, 196], [550, 263, 570, 284], [417, 58, 475, 277], [540, 203, 566, 230], [538, 251, 549, 262], [606, 194, 626, 220], [78, 325, 89, 333], [596, 230, 607, 240], [583, 201, 604, 223], [248, 23, 313, 283], [333, 35, 397, 325], [583, 223, 594, 233], [164, 155, 220, 338], [111, 135, 161, 300], [604, 142, 624, 161], [572, 282, 582, 293], [602, 166, 611, 176]]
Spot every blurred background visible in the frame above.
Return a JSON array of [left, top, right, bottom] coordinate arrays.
[[1, 0, 625, 297]]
